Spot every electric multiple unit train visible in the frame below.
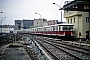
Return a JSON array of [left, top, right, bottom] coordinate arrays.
[[17, 23, 75, 39]]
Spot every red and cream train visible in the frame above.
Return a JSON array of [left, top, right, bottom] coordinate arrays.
[[17, 23, 75, 39]]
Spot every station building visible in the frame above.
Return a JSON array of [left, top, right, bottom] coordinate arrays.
[[62, 0, 90, 39]]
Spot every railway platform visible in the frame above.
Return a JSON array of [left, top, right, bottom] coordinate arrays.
[[0, 43, 32, 60]]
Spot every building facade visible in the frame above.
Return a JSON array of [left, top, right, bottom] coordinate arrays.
[[47, 20, 58, 25], [62, 1, 90, 39], [34, 18, 47, 27], [15, 19, 34, 30], [64, 11, 89, 38], [21, 19, 34, 29], [34, 18, 59, 27], [15, 20, 22, 30], [0, 25, 14, 33]]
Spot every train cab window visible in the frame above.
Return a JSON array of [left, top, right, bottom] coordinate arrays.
[[63, 26, 68, 31], [69, 26, 73, 31]]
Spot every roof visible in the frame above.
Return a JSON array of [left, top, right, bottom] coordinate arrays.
[[61, 1, 90, 12], [0, 25, 15, 28]]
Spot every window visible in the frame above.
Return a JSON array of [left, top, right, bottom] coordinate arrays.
[[68, 19, 69, 23], [86, 17, 89, 23], [44, 28, 46, 31], [53, 27, 55, 31], [56, 26, 58, 31], [74, 18, 75, 23], [85, 5, 89, 9], [71, 18, 72, 23], [86, 31, 89, 39], [59, 26, 61, 31]]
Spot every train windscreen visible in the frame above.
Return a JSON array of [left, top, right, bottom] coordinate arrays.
[[63, 26, 73, 31]]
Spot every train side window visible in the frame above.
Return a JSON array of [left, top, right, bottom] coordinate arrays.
[[47, 27, 49, 31], [48, 27, 50, 31], [54, 26, 57, 31], [45, 27, 47, 31], [58, 26, 61, 31], [56, 26, 58, 31], [53, 27, 55, 31], [51, 27, 53, 31], [44, 28, 46, 31]]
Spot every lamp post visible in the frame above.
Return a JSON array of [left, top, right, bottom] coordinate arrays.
[[35, 12, 41, 18], [0, 17, 6, 35], [53, 3, 62, 23]]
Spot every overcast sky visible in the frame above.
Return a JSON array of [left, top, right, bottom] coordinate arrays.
[[0, 0, 73, 25]]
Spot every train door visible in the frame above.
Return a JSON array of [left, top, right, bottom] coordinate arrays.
[[86, 31, 89, 39]]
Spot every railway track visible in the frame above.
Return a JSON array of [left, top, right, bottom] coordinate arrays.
[[36, 39, 77, 60], [23, 35, 61, 60], [31, 36, 78, 60], [44, 37, 90, 55], [32, 36, 90, 60]]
